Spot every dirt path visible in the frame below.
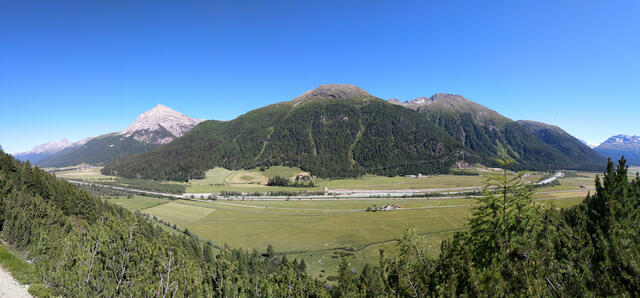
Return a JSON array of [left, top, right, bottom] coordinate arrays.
[[0, 266, 31, 298]]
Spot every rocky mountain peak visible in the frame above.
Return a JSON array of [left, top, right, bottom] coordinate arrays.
[[602, 135, 640, 145], [120, 104, 203, 144], [293, 84, 373, 103]]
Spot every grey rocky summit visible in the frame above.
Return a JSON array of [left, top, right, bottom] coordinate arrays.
[[120, 104, 204, 144]]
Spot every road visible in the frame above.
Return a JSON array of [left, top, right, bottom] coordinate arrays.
[[68, 178, 592, 202]]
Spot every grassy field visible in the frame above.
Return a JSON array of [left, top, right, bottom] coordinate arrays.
[[114, 176, 589, 281], [53, 166, 115, 181], [138, 198, 470, 279], [107, 196, 170, 210], [55, 165, 594, 280]]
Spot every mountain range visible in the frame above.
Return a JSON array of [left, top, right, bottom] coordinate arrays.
[[17, 104, 203, 167], [16, 84, 611, 179], [594, 135, 640, 166], [102, 84, 606, 181], [389, 93, 605, 171]]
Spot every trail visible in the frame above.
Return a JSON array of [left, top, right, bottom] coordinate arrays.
[[0, 266, 31, 298]]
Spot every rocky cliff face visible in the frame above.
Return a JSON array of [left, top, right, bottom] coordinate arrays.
[[120, 104, 204, 144]]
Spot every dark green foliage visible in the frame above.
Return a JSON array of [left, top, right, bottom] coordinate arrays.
[[0, 149, 329, 296], [103, 98, 462, 181], [421, 107, 606, 171], [517, 120, 606, 169], [267, 176, 290, 186]]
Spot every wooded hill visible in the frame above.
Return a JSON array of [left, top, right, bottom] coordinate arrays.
[[393, 93, 606, 171], [103, 85, 606, 181]]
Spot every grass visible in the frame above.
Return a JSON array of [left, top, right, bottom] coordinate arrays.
[[0, 242, 52, 297], [114, 179, 589, 281], [107, 196, 169, 210], [134, 198, 470, 278], [93, 167, 594, 281], [187, 166, 311, 193], [53, 166, 115, 181], [143, 201, 216, 227]]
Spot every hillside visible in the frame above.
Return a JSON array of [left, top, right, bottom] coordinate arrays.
[[103, 84, 463, 181], [392, 94, 606, 171], [516, 120, 606, 167], [595, 135, 640, 165], [37, 105, 202, 167]]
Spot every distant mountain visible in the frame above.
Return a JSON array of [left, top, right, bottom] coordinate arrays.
[[579, 139, 600, 149], [103, 84, 463, 181], [594, 135, 640, 166], [391, 94, 606, 171], [14, 138, 90, 164], [120, 104, 204, 144], [38, 105, 202, 167]]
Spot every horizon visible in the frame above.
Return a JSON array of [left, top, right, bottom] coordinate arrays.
[[2, 1, 639, 153]]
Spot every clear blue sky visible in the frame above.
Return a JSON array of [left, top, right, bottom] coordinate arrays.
[[1, 0, 639, 153]]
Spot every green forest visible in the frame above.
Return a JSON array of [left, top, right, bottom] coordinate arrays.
[[2, 149, 639, 296]]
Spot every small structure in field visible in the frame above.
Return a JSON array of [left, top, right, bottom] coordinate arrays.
[[380, 204, 401, 211]]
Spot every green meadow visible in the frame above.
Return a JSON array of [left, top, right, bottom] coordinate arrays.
[[112, 185, 587, 281], [64, 165, 593, 280]]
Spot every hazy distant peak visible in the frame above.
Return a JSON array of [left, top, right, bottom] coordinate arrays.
[[19, 138, 73, 155], [579, 139, 600, 149], [293, 84, 373, 104], [387, 98, 403, 105], [601, 134, 640, 145], [120, 104, 203, 144]]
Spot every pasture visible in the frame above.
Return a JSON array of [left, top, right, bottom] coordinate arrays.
[[113, 181, 588, 280]]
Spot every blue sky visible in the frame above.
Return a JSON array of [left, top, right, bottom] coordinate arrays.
[[1, 0, 639, 153]]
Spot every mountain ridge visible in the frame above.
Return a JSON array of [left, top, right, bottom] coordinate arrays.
[[594, 134, 640, 165]]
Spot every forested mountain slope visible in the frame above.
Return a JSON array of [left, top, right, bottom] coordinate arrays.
[[0, 149, 324, 296], [103, 85, 463, 181], [517, 120, 606, 167], [392, 94, 606, 171]]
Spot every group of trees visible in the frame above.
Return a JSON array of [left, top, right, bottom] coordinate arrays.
[[267, 176, 315, 187], [2, 147, 639, 296]]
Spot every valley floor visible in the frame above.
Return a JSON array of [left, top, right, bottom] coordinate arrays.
[[57, 165, 597, 282]]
